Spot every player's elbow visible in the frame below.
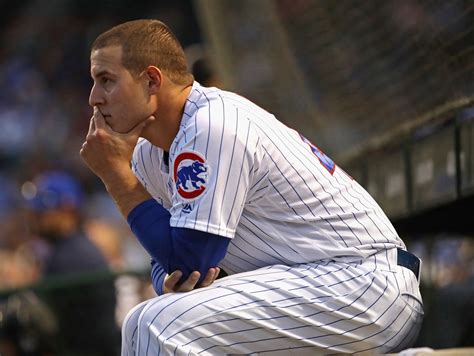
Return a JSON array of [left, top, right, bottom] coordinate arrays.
[[168, 228, 230, 283]]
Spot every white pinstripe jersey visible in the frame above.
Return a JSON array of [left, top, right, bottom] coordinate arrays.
[[132, 82, 405, 275]]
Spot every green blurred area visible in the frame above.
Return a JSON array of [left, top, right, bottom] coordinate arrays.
[[0, 269, 150, 356]]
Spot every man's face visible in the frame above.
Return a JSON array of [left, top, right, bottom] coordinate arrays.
[[89, 45, 154, 133], [28, 209, 78, 241]]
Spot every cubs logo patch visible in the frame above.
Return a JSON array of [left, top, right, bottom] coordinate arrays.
[[173, 151, 208, 199], [299, 134, 336, 175]]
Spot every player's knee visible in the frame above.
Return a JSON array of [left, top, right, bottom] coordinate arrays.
[[136, 296, 185, 338], [137, 299, 165, 329], [122, 300, 149, 340]]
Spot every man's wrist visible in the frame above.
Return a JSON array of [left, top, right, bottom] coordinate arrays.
[[103, 168, 152, 218], [98, 163, 134, 185]]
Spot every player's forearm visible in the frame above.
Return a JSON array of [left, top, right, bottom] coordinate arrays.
[[103, 168, 152, 218], [128, 199, 229, 285]]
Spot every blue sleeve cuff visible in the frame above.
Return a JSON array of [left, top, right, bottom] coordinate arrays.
[[127, 198, 170, 227], [126, 198, 230, 285], [150, 259, 166, 295], [126, 199, 173, 272]]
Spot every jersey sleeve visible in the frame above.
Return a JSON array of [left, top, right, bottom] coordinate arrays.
[[169, 98, 259, 238], [131, 139, 172, 209]]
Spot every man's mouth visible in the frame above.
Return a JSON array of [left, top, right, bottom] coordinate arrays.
[[96, 107, 110, 119]]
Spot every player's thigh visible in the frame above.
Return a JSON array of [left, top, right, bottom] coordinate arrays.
[[135, 263, 395, 354], [121, 300, 150, 355]]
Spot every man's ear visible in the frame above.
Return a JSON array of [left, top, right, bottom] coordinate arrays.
[[145, 66, 162, 94]]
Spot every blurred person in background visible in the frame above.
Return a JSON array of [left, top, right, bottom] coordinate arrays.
[[22, 170, 120, 355], [0, 175, 42, 291], [0, 175, 51, 356], [0, 291, 57, 356], [191, 56, 222, 88], [420, 235, 474, 349], [185, 44, 223, 88]]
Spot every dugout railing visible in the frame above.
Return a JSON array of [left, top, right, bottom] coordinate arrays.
[[339, 103, 474, 348], [339, 103, 474, 232], [0, 268, 150, 355]]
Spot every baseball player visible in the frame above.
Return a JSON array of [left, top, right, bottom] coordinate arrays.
[[81, 19, 424, 355]]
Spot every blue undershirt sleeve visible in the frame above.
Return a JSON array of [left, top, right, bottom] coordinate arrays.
[[150, 259, 167, 295], [128, 199, 230, 290]]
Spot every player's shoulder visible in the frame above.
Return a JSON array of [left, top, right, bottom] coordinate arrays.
[[220, 89, 274, 122], [188, 84, 227, 116], [133, 138, 163, 160], [190, 82, 266, 114], [182, 83, 223, 123], [179, 82, 274, 143]]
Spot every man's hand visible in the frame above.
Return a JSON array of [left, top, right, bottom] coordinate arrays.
[[163, 267, 221, 294], [80, 108, 154, 183], [80, 108, 155, 218]]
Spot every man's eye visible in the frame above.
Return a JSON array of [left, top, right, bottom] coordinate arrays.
[[101, 77, 112, 85]]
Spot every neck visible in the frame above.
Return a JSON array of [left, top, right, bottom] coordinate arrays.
[[143, 83, 193, 151]]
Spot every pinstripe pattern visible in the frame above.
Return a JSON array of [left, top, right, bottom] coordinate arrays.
[[125, 82, 423, 354], [132, 83, 405, 272], [124, 250, 422, 355]]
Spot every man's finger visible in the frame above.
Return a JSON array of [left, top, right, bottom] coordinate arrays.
[[87, 117, 95, 135], [164, 270, 182, 290], [177, 271, 200, 292], [93, 107, 107, 129], [199, 268, 218, 288]]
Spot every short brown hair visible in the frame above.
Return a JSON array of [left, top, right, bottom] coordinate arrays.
[[91, 19, 193, 85]]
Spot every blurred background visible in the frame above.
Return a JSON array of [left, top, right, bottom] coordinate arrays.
[[0, 0, 473, 354]]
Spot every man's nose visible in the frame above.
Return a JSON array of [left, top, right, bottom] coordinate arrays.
[[89, 83, 104, 107]]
